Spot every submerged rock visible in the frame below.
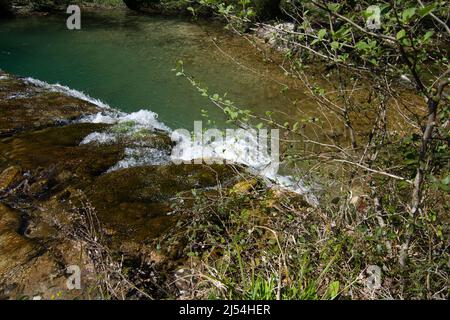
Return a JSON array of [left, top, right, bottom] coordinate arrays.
[[2, 123, 123, 180]]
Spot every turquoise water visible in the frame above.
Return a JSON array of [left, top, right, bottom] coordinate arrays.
[[0, 9, 303, 130]]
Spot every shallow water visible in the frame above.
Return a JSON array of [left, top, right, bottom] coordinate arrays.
[[0, 9, 311, 130]]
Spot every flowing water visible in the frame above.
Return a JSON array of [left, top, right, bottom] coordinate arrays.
[[0, 9, 321, 204]]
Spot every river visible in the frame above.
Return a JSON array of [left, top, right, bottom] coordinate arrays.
[[0, 8, 315, 130]]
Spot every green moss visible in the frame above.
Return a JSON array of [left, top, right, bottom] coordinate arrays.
[[110, 121, 136, 134]]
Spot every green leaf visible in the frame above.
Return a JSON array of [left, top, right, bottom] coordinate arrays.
[[334, 27, 351, 40], [418, 3, 436, 17], [422, 30, 434, 42], [327, 281, 340, 299], [401, 38, 411, 47], [355, 40, 370, 51], [396, 29, 406, 40], [318, 29, 327, 40], [331, 41, 340, 50], [402, 7, 417, 22], [327, 3, 340, 12]]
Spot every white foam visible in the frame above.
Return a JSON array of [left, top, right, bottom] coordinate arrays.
[[6, 93, 29, 99], [82, 112, 318, 205], [117, 110, 170, 132], [23, 77, 111, 109], [79, 110, 172, 169], [80, 110, 170, 132], [171, 129, 274, 171], [108, 148, 171, 172], [81, 112, 122, 124], [21, 76, 317, 205], [80, 132, 116, 145], [171, 130, 318, 206]]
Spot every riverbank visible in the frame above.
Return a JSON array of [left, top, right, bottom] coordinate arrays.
[[1, 70, 447, 300], [0, 2, 448, 300]]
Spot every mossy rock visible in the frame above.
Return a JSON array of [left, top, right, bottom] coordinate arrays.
[[1, 123, 125, 194], [84, 163, 237, 245], [0, 72, 100, 136]]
